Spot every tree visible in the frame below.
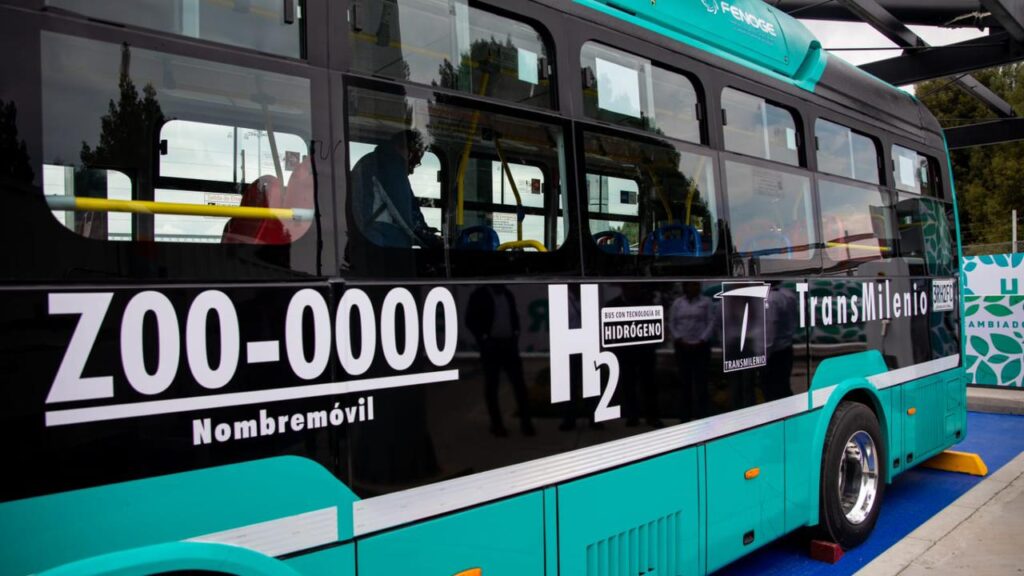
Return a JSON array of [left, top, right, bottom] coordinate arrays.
[[916, 64, 1024, 247]]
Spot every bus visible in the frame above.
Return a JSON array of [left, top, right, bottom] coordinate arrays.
[[0, 0, 964, 574]]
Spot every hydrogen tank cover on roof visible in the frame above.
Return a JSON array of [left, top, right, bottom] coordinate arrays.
[[576, 0, 827, 90]]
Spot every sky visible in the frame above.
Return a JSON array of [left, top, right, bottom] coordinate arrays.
[[799, 20, 990, 91]]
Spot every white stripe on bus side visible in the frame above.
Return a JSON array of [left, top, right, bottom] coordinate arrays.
[[186, 506, 338, 558], [354, 354, 960, 537]]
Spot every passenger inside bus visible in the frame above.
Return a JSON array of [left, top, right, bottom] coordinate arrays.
[[349, 129, 441, 249]]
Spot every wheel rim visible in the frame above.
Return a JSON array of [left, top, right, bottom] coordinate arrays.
[[837, 430, 879, 525]]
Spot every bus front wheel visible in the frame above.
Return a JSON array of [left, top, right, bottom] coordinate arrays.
[[819, 401, 886, 549]]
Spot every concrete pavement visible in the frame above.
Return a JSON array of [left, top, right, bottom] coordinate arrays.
[[855, 451, 1024, 575]]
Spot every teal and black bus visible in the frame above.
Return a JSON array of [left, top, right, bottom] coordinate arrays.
[[0, 0, 964, 574]]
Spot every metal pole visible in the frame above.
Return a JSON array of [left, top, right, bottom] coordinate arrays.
[[1013, 209, 1018, 253]]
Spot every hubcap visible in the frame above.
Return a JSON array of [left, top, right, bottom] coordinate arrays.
[[837, 430, 879, 525]]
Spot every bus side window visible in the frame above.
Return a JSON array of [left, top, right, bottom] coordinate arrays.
[[583, 131, 718, 264], [895, 195, 956, 277], [349, 0, 554, 110], [818, 179, 895, 272], [815, 118, 880, 185], [892, 145, 941, 197], [723, 160, 816, 267], [45, 0, 304, 58], [722, 88, 800, 167], [40, 33, 313, 245]]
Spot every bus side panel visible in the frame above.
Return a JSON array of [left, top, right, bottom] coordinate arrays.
[[285, 544, 355, 576], [901, 369, 965, 470], [557, 449, 700, 576], [784, 412, 817, 532], [705, 422, 784, 573], [356, 491, 545, 576]]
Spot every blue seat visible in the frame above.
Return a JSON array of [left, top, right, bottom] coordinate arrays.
[[593, 230, 631, 255], [455, 225, 500, 251], [641, 223, 702, 256]]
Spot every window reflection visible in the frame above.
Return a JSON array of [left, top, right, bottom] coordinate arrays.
[[819, 180, 894, 270], [722, 88, 799, 166], [724, 160, 814, 261], [815, 119, 879, 184], [584, 132, 717, 261], [350, 0, 553, 109]]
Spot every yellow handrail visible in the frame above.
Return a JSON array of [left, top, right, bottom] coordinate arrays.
[[825, 241, 891, 252], [498, 239, 547, 252], [493, 137, 524, 242], [46, 196, 313, 221], [456, 73, 491, 226]]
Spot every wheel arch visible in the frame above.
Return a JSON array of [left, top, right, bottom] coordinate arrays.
[[38, 541, 301, 576]]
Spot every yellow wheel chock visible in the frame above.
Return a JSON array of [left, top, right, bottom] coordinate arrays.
[[921, 450, 988, 476]]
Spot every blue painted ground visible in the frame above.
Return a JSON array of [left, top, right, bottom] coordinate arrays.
[[719, 411, 1024, 575]]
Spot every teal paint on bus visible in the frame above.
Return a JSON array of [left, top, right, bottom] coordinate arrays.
[[783, 412, 817, 531], [574, 0, 828, 91], [284, 544, 355, 576], [808, 350, 889, 393], [557, 448, 700, 575], [543, 488, 559, 576], [0, 456, 357, 576], [357, 492, 545, 576], [37, 542, 300, 576], [705, 422, 785, 573]]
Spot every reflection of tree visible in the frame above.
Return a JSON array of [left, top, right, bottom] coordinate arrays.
[[80, 44, 165, 171], [77, 43, 164, 240], [0, 100, 34, 186]]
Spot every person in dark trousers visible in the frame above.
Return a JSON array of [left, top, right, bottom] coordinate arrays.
[[349, 129, 439, 249], [670, 281, 714, 421], [467, 285, 535, 437]]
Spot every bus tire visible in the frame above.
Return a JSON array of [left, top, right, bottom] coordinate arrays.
[[819, 400, 886, 549]]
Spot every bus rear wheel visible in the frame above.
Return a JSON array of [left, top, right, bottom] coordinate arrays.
[[819, 401, 886, 549]]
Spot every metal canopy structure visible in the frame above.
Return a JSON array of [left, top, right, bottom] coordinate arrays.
[[770, 0, 1024, 147]]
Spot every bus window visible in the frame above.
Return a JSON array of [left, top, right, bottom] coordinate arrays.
[[819, 179, 895, 271], [45, 0, 304, 58], [581, 43, 702, 144], [892, 145, 941, 197], [40, 32, 313, 245], [584, 131, 717, 261], [722, 88, 800, 167], [815, 119, 880, 184], [896, 194, 956, 276], [349, 0, 553, 109], [724, 160, 815, 261], [345, 87, 568, 274]]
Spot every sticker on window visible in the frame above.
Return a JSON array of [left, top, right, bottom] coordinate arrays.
[[785, 128, 797, 150], [596, 58, 641, 119], [518, 48, 539, 85], [899, 156, 916, 188]]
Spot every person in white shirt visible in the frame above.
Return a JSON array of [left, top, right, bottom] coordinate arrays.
[[669, 282, 715, 421]]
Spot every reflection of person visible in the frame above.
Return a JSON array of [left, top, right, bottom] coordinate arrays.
[[467, 285, 535, 437], [670, 282, 714, 421], [350, 129, 439, 248], [765, 284, 798, 401]]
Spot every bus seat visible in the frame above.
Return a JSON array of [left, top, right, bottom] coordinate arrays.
[[281, 157, 314, 241], [455, 225, 500, 251], [593, 230, 631, 255], [641, 223, 701, 256], [222, 175, 289, 244]]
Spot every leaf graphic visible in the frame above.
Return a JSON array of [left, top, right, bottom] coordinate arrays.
[[971, 336, 990, 356], [1002, 360, 1022, 384], [994, 254, 1009, 267], [984, 296, 1003, 303], [991, 334, 1023, 355], [965, 304, 979, 316], [966, 355, 978, 369], [989, 354, 1009, 365], [985, 304, 1013, 317], [1010, 296, 1024, 307], [979, 255, 994, 265], [976, 361, 997, 384], [964, 261, 977, 272]]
